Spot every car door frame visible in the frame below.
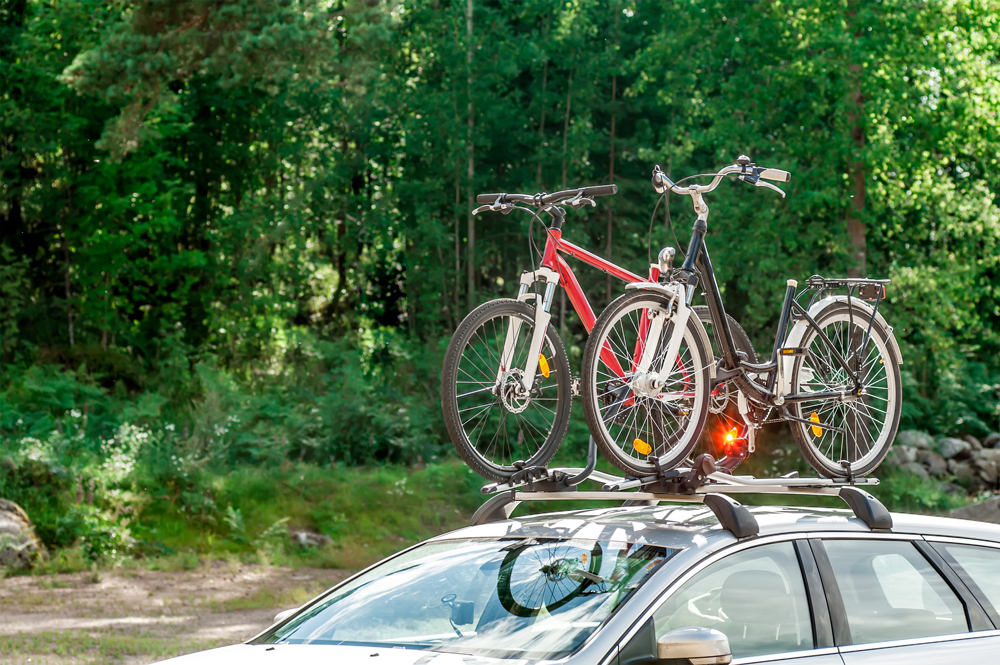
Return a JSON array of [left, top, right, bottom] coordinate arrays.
[[608, 532, 847, 665], [806, 531, 999, 661]]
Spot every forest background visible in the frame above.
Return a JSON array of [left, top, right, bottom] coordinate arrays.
[[2, 0, 1000, 568]]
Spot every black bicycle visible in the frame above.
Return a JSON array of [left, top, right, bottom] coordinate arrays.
[[580, 156, 903, 479]]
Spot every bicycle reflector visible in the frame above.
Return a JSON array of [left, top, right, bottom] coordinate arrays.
[[724, 428, 737, 445], [809, 412, 823, 437], [633, 438, 652, 455], [538, 353, 551, 378]]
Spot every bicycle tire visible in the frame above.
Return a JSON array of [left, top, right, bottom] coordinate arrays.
[[497, 540, 603, 617], [581, 290, 711, 477], [789, 302, 902, 477], [441, 298, 571, 482]]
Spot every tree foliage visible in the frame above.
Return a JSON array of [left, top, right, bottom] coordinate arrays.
[[2, 0, 999, 469]]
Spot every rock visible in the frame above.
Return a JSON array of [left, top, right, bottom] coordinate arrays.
[[974, 459, 1000, 488], [897, 430, 935, 450], [962, 434, 983, 451], [948, 460, 987, 493], [886, 445, 918, 466], [942, 483, 967, 496], [985, 433, 1000, 448], [0, 499, 46, 570], [290, 529, 332, 548], [938, 437, 973, 461], [951, 496, 1000, 524], [917, 449, 949, 478], [900, 462, 930, 480], [975, 449, 1000, 466]]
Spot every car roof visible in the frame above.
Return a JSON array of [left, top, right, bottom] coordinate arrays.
[[434, 503, 1000, 548]]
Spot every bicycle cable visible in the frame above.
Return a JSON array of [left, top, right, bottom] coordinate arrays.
[[654, 171, 745, 263]]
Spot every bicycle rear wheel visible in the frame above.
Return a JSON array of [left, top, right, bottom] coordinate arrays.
[[441, 298, 571, 482], [581, 291, 711, 477], [789, 302, 901, 477]]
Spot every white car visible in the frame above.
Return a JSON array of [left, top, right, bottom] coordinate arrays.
[[156, 496, 1000, 665]]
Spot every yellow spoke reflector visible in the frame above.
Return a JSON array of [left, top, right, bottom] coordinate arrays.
[[538, 353, 551, 378], [633, 438, 652, 455], [809, 412, 823, 437]]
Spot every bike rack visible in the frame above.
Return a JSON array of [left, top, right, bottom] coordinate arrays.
[[471, 436, 889, 537]]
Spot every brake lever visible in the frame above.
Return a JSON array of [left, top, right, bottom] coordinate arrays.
[[754, 179, 786, 198], [738, 175, 785, 198], [566, 196, 596, 210]]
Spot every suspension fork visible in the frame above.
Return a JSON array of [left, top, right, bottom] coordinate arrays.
[[496, 267, 560, 391]]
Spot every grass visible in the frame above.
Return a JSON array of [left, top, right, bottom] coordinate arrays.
[[0, 630, 227, 664]]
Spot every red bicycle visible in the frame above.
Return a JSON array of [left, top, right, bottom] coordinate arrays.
[[440, 184, 734, 481]]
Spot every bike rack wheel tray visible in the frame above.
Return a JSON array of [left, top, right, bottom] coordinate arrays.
[[472, 437, 890, 537]]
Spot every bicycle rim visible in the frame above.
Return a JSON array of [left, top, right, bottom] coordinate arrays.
[[443, 300, 569, 478], [584, 295, 709, 473], [791, 308, 900, 474]]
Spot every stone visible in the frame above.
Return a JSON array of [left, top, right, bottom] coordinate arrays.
[[962, 434, 983, 451], [938, 437, 973, 461], [886, 445, 918, 466], [897, 430, 935, 450], [974, 459, 1000, 488], [974, 448, 1000, 466], [0, 499, 46, 570], [951, 496, 1000, 524], [917, 449, 949, 478], [985, 433, 1000, 449], [942, 483, 967, 496], [900, 462, 930, 480], [948, 460, 987, 493], [290, 529, 332, 548]]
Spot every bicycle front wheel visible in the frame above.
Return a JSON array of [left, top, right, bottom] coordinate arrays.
[[581, 291, 711, 477], [789, 302, 902, 477], [441, 298, 571, 482]]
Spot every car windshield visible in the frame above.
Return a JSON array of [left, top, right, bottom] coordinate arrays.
[[255, 537, 680, 660]]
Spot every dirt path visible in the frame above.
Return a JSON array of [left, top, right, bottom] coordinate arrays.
[[0, 564, 348, 664]]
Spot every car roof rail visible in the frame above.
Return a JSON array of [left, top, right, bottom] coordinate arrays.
[[839, 486, 892, 531]]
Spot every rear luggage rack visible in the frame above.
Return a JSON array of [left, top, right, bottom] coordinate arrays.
[[472, 437, 891, 537]]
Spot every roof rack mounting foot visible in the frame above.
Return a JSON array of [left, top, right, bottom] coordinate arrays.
[[471, 490, 520, 526], [839, 486, 892, 531], [703, 493, 759, 539]]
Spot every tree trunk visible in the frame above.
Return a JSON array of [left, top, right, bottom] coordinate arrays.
[[465, 0, 476, 308], [605, 74, 617, 303], [845, 9, 866, 277], [560, 72, 574, 341], [63, 233, 74, 347]]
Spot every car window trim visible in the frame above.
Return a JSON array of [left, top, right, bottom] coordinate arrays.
[[733, 647, 840, 664], [793, 540, 834, 649], [926, 540, 1000, 629], [913, 539, 994, 631], [806, 539, 852, 646], [837, 629, 1000, 654]]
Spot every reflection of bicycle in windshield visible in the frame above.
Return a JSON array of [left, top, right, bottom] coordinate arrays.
[[497, 539, 666, 618]]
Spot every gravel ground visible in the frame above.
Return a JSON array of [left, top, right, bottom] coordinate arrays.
[[0, 564, 347, 665]]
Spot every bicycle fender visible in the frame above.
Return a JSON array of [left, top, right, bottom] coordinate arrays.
[[779, 295, 903, 396], [623, 282, 716, 380]]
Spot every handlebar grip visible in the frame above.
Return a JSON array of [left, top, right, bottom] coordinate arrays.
[[477, 193, 502, 204], [581, 184, 618, 198], [758, 168, 791, 183]]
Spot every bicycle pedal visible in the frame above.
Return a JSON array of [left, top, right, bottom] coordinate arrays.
[[571, 376, 581, 398]]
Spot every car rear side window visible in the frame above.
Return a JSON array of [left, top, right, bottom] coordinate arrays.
[[653, 542, 813, 659], [938, 544, 1000, 618], [822, 539, 968, 645]]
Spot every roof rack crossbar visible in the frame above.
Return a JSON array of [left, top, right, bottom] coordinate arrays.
[[839, 486, 892, 531], [704, 493, 759, 540]]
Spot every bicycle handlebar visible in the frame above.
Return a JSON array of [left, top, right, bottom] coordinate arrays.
[[652, 157, 791, 197], [476, 184, 618, 206]]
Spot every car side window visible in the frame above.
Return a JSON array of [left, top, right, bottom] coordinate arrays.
[[939, 544, 1000, 617], [652, 541, 813, 659], [822, 539, 968, 645]]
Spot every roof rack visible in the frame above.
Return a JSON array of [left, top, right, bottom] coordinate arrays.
[[470, 437, 891, 537]]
